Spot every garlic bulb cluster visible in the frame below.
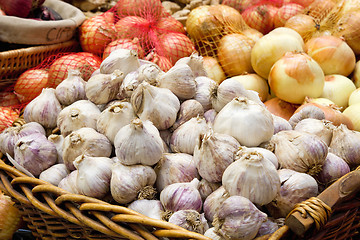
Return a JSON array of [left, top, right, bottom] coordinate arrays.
[[169, 210, 209, 234], [100, 49, 140, 75], [55, 69, 87, 106], [39, 163, 69, 186]]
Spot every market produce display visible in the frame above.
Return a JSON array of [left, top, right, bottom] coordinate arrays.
[[1, 0, 360, 239]]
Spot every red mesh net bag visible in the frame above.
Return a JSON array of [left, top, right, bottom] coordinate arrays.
[[78, 0, 195, 71]]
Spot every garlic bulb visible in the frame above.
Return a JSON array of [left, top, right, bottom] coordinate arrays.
[[14, 133, 57, 177], [266, 169, 318, 218], [288, 105, 325, 128], [58, 170, 80, 194], [222, 151, 280, 206], [73, 155, 114, 198], [203, 186, 229, 223], [170, 116, 210, 155], [194, 130, 240, 183], [294, 119, 335, 146], [256, 218, 279, 237], [268, 130, 328, 175], [57, 100, 101, 137], [128, 199, 164, 220], [157, 63, 196, 100], [198, 179, 221, 201], [48, 134, 64, 163], [211, 78, 264, 112], [213, 195, 267, 240], [272, 114, 292, 134], [316, 153, 350, 186], [214, 97, 274, 147], [131, 82, 180, 130], [204, 109, 217, 126], [118, 70, 140, 99], [154, 153, 199, 192], [39, 163, 69, 186], [237, 146, 279, 169], [169, 210, 209, 234], [62, 127, 112, 171], [172, 100, 204, 130], [204, 228, 223, 240], [55, 69, 87, 106], [194, 76, 217, 111], [110, 162, 157, 204], [23, 88, 62, 129], [86, 70, 124, 105], [137, 63, 163, 85], [0, 121, 45, 158], [160, 178, 202, 213], [97, 101, 136, 144], [175, 52, 207, 77], [100, 49, 140, 75], [329, 124, 360, 167], [114, 119, 163, 166]]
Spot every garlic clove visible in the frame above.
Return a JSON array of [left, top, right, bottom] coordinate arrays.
[[199, 179, 222, 202], [137, 62, 164, 85], [55, 69, 87, 106], [316, 152, 350, 186], [204, 109, 217, 127], [100, 48, 140, 75], [47, 134, 64, 164], [272, 114, 292, 134], [203, 186, 229, 223], [39, 163, 69, 186], [171, 99, 204, 131]]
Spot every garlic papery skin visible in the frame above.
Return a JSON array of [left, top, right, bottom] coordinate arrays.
[[294, 118, 335, 146], [204, 109, 217, 126], [154, 153, 199, 192], [131, 82, 180, 130], [128, 199, 164, 220], [266, 169, 318, 218], [194, 130, 240, 183], [222, 151, 280, 206], [0, 121, 45, 158], [55, 69, 87, 106], [170, 116, 210, 155], [160, 178, 202, 213], [329, 124, 360, 167], [268, 130, 328, 175], [48, 134, 64, 163], [237, 146, 279, 169], [14, 133, 57, 177], [213, 195, 267, 240], [73, 155, 114, 198], [194, 76, 217, 111], [157, 63, 197, 100], [58, 170, 80, 194], [213, 97, 274, 147], [23, 88, 62, 129], [171, 100, 204, 130], [168, 210, 209, 234], [175, 52, 207, 78], [211, 77, 264, 113], [100, 49, 140, 75], [272, 114, 292, 134], [96, 101, 136, 144], [118, 70, 140, 99], [204, 227, 223, 240], [39, 163, 69, 186], [316, 153, 350, 186], [137, 63, 164, 85], [62, 127, 112, 171], [203, 186, 229, 223], [198, 179, 221, 202], [114, 119, 164, 166], [57, 100, 101, 137], [110, 162, 157, 204], [85, 70, 125, 105]]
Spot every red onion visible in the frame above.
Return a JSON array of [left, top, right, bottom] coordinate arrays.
[[0, 0, 45, 18]]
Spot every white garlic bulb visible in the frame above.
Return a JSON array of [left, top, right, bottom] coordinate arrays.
[[23, 88, 62, 129], [204, 109, 217, 126], [194, 130, 240, 183], [48, 134, 64, 163], [170, 116, 210, 155], [14, 133, 58, 177], [204, 227, 223, 240], [128, 199, 164, 220], [97, 101, 136, 144], [137, 62, 163, 85], [237, 146, 279, 169], [169, 210, 209, 234], [39, 163, 69, 186], [131, 82, 180, 130], [86, 70, 124, 105], [55, 69, 87, 106], [172, 99, 204, 130], [114, 119, 164, 166], [175, 52, 207, 78], [214, 97, 274, 147], [213, 196, 267, 240], [194, 76, 217, 111], [73, 155, 114, 198], [294, 119, 335, 146], [57, 100, 101, 137], [100, 48, 140, 75], [154, 153, 199, 192], [203, 186, 229, 223], [272, 114, 292, 134], [62, 127, 112, 171], [118, 70, 140, 99], [222, 151, 280, 206], [257, 218, 279, 237], [110, 162, 157, 204], [157, 63, 197, 100], [58, 170, 80, 194], [198, 179, 221, 201]]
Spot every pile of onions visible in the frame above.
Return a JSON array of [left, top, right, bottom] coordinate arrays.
[[273, 3, 304, 28], [103, 38, 145, 60], [14, 69, 49, 103], [264, 97, 299, 120], [241, 4, 278, 34], [0, 107, 19, 133]]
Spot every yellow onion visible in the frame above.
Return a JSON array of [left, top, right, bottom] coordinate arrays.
[[268, 52, 325, 104], [320, 75, 356, 110], [348, 88, 360, 106], [305, 97, 335, 106], [334, 11, 360, 55], [343, 103, 360, 131], [217, 33, 255, 77], [305, 0, 336, 21], [242, 28, 264, 42], [228, 74, 269, 102], [305, 35, 356, 76], [273, 3, 305, 28], [353, 60, 360, 88], [284, 14, 318, 41], [264, 97, 298, 120], [202, 56, 226, 84]]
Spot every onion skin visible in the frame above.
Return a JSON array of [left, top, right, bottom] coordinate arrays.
[[14, 69, 49, 103], [264, 97, 298, 120]]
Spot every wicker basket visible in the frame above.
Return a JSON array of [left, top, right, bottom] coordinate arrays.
[[0, 39, 79, 89]]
